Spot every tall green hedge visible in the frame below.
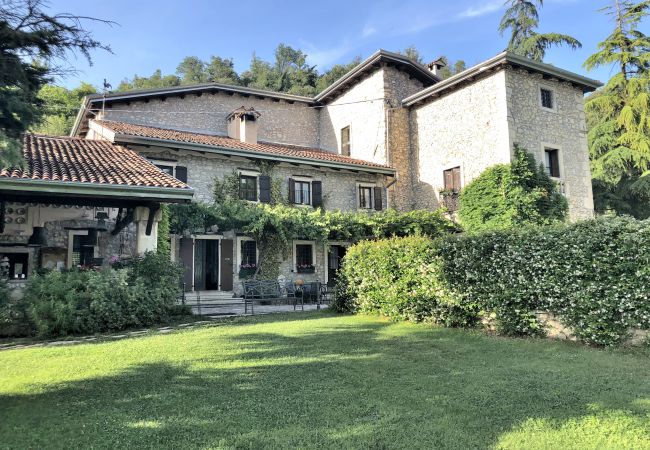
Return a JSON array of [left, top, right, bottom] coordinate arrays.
[[339, 217, 650, 346]]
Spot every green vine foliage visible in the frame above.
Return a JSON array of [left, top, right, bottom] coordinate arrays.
[[458, 145, 568, 233], [157, 204, 171, 257]]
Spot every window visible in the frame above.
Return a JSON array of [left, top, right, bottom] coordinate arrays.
[[240, 240, 257, 267], [71, 234, 94, 267], [293, 180, 311, 205], [341, 126, 350, 156], [358, 185, 373, 209], [239, 175, 258, 201], [443, 166, 462, 193], [544, 148, 561, 178], [0, 253, 28, 279], [295, 243, 314, 272], [155, 164, 174, 176], [150, 160, 188, 183], [540, 88, 554, 110]]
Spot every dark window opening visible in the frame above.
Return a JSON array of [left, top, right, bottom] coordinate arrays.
[[155, 164, 174, 176], [296, 244, 314, 270], [293, 180, 311, 205], [1, 253, 28, 279], [241, 240, 257, 267], [239, 175, 258, 201], [541, 88, 554, 109], [72, 235, 94, 267], [545, 148, 561, 178], [358, 186, 373, 209], [341, 126, 350, 156]]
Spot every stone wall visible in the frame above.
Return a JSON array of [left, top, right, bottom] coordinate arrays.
[[132, 145, 385, 210], [505, 69, 595, 219], [410, 69, 511, 210], [101, 91, 320, 149]]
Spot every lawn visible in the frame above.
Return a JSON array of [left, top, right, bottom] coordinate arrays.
[[1, 312, 649, 449]]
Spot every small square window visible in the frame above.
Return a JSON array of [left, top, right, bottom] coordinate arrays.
[[544, 148, 560, 178], [358, 186, 373, 209], [240, 240, 257, 267], [341, 126, 350, 156], [295, 244, 314, 272], [239, 175, 258, 201], [540, 88, 554, 109], [443, 166, 462, 193]]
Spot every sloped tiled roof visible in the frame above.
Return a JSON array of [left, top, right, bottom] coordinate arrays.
[[0, 134, 190, 189], [94, 120, 393, 171]]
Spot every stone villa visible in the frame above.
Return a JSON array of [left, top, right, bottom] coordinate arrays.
[[0, 49, 601, 293]]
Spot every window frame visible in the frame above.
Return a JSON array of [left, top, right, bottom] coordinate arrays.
[[357, 183, 375, 210], [543, 147, 562, 179], [238, 173, 259, 202], [293, 240, 316, 273], [442, 165, 462, 193], [291, 177, 312, 206], [539, 84, 557, 112], [340, 125, 351, 156], [237, 237, 258, 270]]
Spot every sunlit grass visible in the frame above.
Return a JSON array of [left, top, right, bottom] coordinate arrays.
[[1, 312, 649, 449]]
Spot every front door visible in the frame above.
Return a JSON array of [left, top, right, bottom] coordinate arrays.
[[327, 245, 347, 287], [220, 239, 233, 291], [205, 240, 219, 290]]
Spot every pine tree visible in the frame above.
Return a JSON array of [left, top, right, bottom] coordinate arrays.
[[499, 0, 581, 61], [584, 0, 650, 217]]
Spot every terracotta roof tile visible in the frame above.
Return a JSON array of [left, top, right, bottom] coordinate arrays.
[[94, 120, 393, 171], [0, 134, 190, 189]]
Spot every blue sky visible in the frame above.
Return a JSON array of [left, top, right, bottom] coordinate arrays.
[[47, 0, 634, 90]]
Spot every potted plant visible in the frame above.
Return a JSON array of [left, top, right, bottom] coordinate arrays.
[[296, 264, 315, 274], [239, 263, 257, 278]]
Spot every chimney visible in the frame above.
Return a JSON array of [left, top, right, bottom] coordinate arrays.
[[426, 57, 447, 77], [227, 107, 261, 144]]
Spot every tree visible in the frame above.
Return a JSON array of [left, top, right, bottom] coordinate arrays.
[[436, 57, 468, 79], [458, 145, 568, 232], [399, 45, 424, 64], [0, 0, 110, 166], [117, 69, 180, 92], [316, 58, 361, 92], [499, 0, 581, 61], [33, 82, 96, 135], [205, 56, 240, 85], [584, 0, 650, 217], [176, 56, 207, 85]]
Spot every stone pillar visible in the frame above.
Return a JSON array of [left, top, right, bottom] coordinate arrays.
[[134, 206, 161, 255]]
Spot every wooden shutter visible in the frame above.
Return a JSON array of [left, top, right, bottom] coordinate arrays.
[[452, 167, 461, 191], [288, 178, 295, 204], [443, 169, 453, 191], [175, 166, 188, 183], [373, 187, 383, 211], [312, 181, 323, 208], [259, 175, 271, 203]]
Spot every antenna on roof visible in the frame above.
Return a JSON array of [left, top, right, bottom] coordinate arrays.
[[102, 78, 112, 117]]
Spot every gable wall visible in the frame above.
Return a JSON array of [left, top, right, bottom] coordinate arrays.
[[410, 69, 511, 210], [505, 68, 594, 219], [100, 91, 320, 148]]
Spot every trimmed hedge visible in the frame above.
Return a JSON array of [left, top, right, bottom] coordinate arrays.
[[338, 217, 650, 346], [2, 252, 187, 338]]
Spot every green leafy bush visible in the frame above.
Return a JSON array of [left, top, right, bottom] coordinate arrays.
[[340, 236, 478, 326], [458, 146, 567, 233], [340, 217, 650, 346], [23, 252, 185, 337]]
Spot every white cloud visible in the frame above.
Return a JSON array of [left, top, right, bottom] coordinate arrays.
[[362, 25, 377, 38], [457, 0, 503, 19], [303, 40, 356, 68]]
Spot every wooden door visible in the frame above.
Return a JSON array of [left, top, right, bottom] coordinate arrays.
[[220, 239, 233, 291]]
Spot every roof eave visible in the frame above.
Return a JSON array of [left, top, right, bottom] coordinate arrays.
[[402, 51, 603, 107], [114, 134, 396, 176], [0, 178, 194, 203]]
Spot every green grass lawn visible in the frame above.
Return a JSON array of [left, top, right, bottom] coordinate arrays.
[[1, 312, 649, 449]]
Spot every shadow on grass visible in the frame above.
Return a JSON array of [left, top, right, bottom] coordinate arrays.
[[1, 316, 649, 449]]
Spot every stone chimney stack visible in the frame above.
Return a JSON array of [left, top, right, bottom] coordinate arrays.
[[227, 107, 261, 144], [426, 57, 447, 77]]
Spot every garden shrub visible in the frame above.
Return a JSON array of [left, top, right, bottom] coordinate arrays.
[[340, 236, 478, 326], [458, 145, 568, 233], [23, 252, 185, 337], [340, 217, 650, 346], [0, 278, 31, 337]]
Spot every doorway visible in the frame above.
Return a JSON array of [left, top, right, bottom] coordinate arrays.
[[180, 237, 233, 291], [327, 245, 347, 287]]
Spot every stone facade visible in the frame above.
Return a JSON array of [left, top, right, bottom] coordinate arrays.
[[101, 91, 320, 149], [505, 69, 594, 219]]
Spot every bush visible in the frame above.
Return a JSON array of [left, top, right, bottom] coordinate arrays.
[[340, 236, 478, 327], [0, 278, 31, 337], [458, 146, 567, 233], [23, 252, 185, 337], [339, 217, 650, 346]]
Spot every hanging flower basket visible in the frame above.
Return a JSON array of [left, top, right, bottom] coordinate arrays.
[[238, 264, 257, 279], [296, 264, 315, 274]]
